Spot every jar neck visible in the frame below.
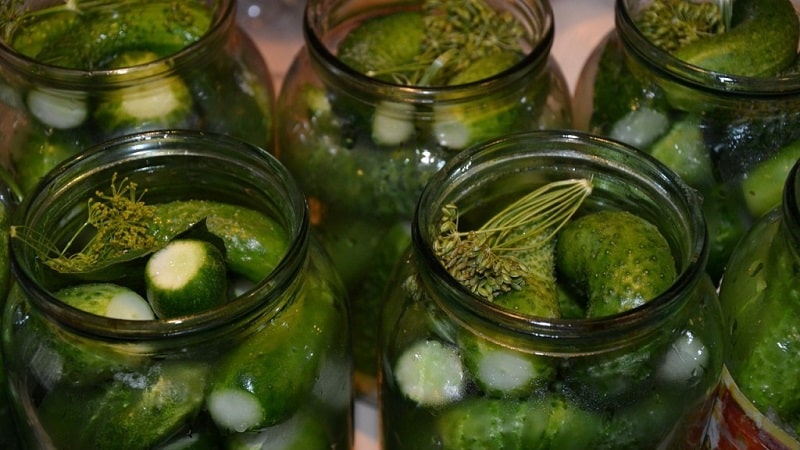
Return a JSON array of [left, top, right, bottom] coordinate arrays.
[[0, 0, 235, 90], [615, 0, 800, 96], [11, 130, 310, 339], [412, 131, 708, 353], [303, 0, 555, 103]]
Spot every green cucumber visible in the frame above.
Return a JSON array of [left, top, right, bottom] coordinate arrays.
[[661, 0, 799, 111], [720, 216, 800, 434], [150, 200, 289, 283], [8, 284, 147, 387], [38, 361, 209, 450], [337, 11, 426, 82], [431, 51, 525, 150], [56, 282, 155, 320], [646, 114, 714, 191], [672, 0, 799, 78], [206, 280, 343, 432], [21, 1, 212, 69], [144, 239, 228, 318], [741, 137, 800, 218], [555, 210, 677, 318], [93, 51, 195, 135], [10, 126, 89, 194], [393, 338, 465, 406], [608, 107, 669, 150], [436, 395, 602, 449]]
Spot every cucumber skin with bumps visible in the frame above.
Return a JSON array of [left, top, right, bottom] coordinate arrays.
[[37, 361, 209, 450], [208, 275, 346, 430], [149, 200, 289, 283], [555, 210, 676, 318], [673, 0, 799, 78]]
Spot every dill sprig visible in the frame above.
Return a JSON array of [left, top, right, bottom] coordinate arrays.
[[414, 0, 526, 85], [636, 0, 726, 53], [11, 173, 158, 273], [433, 178, 593, 300]]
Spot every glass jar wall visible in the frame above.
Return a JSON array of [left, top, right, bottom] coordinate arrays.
[[276, 0, 571, 396], [2, 131, 352, 449], [572, 0, 800, 281], [0, 168, 20, 450], [379, 131, 724, 449], [0, 0, 275, 194], [708, 159, 800, 448]]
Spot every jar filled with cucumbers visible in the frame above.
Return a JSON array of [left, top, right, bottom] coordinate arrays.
[[378, 131, 725, 449], [572, 0, 800, 281], [276, 0, 571, 397], [1, 131, 352, 449], [0, 0, 275, 195], [706, 158, 800, 448]]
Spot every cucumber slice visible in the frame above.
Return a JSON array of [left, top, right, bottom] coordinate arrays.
[[393, 338, 465, 406], [207, 283, 343, 431], [56, 282, 155, 320], [26, 87, 88, 129], [150, 201, 289, 283], [371, 101, 416, 146], [145, 238, 228, 318], [93, 51, 195, 135]]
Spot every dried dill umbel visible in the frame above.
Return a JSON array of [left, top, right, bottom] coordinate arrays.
[[636, 0, 726, 53], [11, 173, 158, 273], [433, 178, 593, 301]]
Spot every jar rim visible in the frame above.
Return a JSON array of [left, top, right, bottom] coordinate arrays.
[[10, 130, 309, 339], [615, 0, 800, 96], [412, 130, 709, 348], [303, 0, 556, 102], [0, 0, 235, 87]]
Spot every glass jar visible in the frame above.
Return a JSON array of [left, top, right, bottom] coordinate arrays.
[[0, 167, 20, 450], [0, 0, 275, 194], [707, 158, 800, 448], [1, 131, 352, 449], [379, 131, 725, 449], [276, 0, 571, 396], [572, 0, 800, 281]]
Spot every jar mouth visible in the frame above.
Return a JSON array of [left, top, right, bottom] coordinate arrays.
[[0, 0, 234, 88], [10, 130, 309, 339], [413, 130, 708, 348], [616, 0, 800, 96], [303, 0, 555, 102]]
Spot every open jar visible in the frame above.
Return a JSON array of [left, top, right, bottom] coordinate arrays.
[[708, 158, 800, 448], [0, 0, 275, 194], [379, 131, 724, 449], [276, 0, 571, 396], [572, 0, 800, 281], [2, 131, 351, 449]]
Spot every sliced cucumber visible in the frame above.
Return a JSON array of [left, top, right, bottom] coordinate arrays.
[[145, 238, 228, 318], [93, 51, 195, 134], [656, 330, 709, 385], [393, 338, 465, 406], [26, 87, 88, 129], [609, 107, 669, 150], [371, 101, 416, 146], [458, 333, 555, 397], [56, 282, 155, 320], [207, 282, 343, 431], [150, 200, 289, 283]]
